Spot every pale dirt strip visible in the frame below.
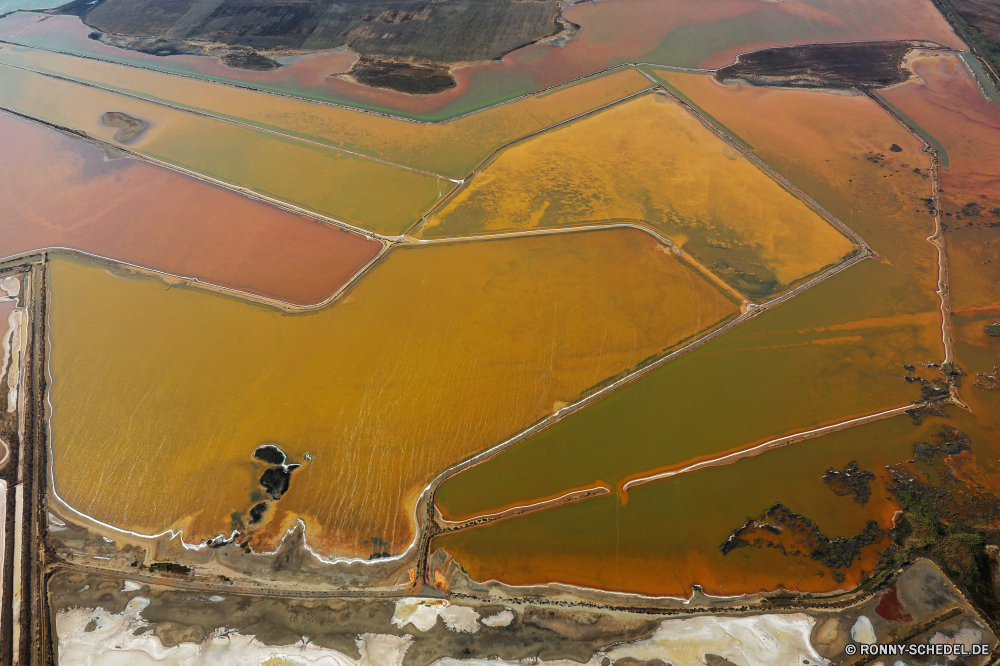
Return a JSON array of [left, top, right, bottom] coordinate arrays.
[[621, 405, 915, 496], [435, 484, 612, 532], [0, 479, 5, 615], [405, 222, 748, 305], [863, 87, 967, 409]]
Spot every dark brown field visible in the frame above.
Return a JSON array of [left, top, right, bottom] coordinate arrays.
[[715, 41, 915, 89]]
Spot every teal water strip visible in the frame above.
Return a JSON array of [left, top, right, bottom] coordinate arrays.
[[873, 92, 950, 167], [958, 52, 1000, 105]]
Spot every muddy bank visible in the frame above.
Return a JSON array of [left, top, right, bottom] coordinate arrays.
[[48, 559, 996, 665], [100, 110, 146, 142], [58, 0, 565, 77], [48, 570, 664, 665], [715, 41, 917, 89]]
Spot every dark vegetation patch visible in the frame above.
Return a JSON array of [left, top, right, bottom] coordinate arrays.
[[253, 444, 286, 466], [920, 379, 951, 401], [877, 423, 1000, 619], [880, 471, 1000, 616], [962, 201, 984, 217], [100, 111, 146, 143], [260, 465, 297, 500], [147, 562, 191, 576], [252, 444, 299, 501], [248, 502, 268, 525], [822, 461, 876, 504], [59, 0, 564, 71], [219, 48, 280, 71], [348, 56, 456, 95], [941, 362, 966, 382], [986, 321, 1000, 337], [715, 41, 914, 89], [704, 656, 740, 666], [720, 415, 1000, 619], [974, 365, 999, 391], [720, 503, 882, 571], [915, 426, 972, 463]]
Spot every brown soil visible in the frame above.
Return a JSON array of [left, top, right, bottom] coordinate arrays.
[[100, 110, 146, 143], [716, 41, 915, 89]]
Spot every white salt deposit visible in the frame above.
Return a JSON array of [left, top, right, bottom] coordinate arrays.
[[391, 599, 480, 633], [57, 598, 413, 666], [851, 615, 877, 645], [480, 610, 514, 627]]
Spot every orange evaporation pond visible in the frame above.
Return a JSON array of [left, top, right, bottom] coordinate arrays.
[[0, 112, 381, 305], [433, 77, 948, 597], [0, 45, 652, 179], [952, 313, 1000, 466], [0, 0, 963, 119], [47, 229, 737, 559], [878, 51, 1000, 312], [947, 225, 1000, 313], [435, 259, 942, 524], [433, 411, 924, 597], [656, 71, 938, 291], [424, 92, 856, 300]]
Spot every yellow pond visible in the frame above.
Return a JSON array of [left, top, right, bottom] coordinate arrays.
[[422, 93, 857, 298], [0, 64, 444, 235], [47, 229, 737, 558], [0, 45, 653, 179]]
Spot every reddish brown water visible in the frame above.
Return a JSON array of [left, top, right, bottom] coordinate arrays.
[[0, 112, 381, 305]]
